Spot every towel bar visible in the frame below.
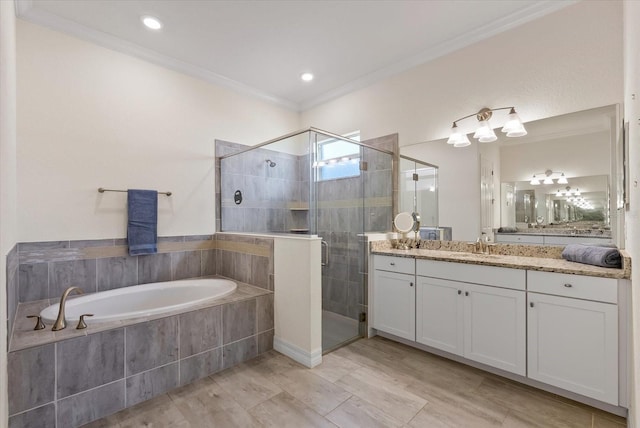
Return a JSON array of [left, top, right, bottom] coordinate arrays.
[[98, 188, 172, 196]]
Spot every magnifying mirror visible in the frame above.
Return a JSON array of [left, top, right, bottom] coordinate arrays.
[[394, 212, 415, 233]]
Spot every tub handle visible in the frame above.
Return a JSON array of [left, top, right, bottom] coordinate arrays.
[[76, 314, 94, 330], [27, 315, 46, 331]]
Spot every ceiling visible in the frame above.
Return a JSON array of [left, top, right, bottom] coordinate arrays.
[[16, 0, 574, 111]]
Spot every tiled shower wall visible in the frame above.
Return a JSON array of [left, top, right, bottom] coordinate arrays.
[[6, 234, 274, 340], [216, 140, 309, 233]]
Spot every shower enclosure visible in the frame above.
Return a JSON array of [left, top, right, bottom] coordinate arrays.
[[398, 155, 439, 238], [217, 128, 395, 352]]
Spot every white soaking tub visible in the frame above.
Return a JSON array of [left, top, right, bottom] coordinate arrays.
[[40, 278, 237, 324]]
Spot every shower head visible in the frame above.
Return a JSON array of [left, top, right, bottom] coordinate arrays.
[[265, 159, 276, 167]]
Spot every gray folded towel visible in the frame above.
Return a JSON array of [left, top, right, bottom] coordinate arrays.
[[497, 227, 518, 233], [561, 244, 622, 268], [127, 189, 158, 256]]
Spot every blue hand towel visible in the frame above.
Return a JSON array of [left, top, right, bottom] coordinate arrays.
[[127, 189, 158, 256], [561, 244, 622, 268]]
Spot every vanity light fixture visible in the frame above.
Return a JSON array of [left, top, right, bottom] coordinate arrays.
[[530, 170, 568, 186], [141, 15, 163, 30], [557, 173, 568, 184], [447, 106, 527, 147]]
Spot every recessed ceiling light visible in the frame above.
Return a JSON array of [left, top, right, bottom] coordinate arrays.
[[301, 72, 314, 82], [141, 16, 163, 30]]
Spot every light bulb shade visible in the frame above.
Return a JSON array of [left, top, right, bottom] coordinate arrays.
[[453, 133, 471, 148], [447, 123, 461, 145], [530, 175, 540, 185], [557, 173, 568, 184], [473, 120, 497, 142], [555, 190, 562, 197], [502, 110, 527, 137], [575, 189, 581, 196], [506, 127, 527, 138], [543, 176, 554, 185]]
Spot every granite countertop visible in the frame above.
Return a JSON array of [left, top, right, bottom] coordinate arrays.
[[371, 242, 630, 280]]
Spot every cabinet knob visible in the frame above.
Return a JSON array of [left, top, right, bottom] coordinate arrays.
[[409, 282, 414, 287], [390, 262, 395, 266], [563, 283, 573, 288], [530, 302, 535, 308], [457, 290, 462, 295], [464, 291, 469, 296]]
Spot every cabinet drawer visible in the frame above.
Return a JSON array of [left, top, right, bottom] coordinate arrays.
[[417, 259, 525, 291], [496, 234, 544, 244], [527, 271, 617, 303], [373, 255, 415, 274]]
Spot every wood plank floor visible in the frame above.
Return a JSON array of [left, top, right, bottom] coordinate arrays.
[[86, 337, 627, 427]]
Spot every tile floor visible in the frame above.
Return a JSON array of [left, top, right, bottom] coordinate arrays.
[[87, 336, 627, 428], [322, 310, 360, 352]]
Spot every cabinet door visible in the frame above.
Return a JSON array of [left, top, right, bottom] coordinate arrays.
[[528, 293, 618, 405], [464, 284, 526, 376], [416, 277, 464, 356], [372, 270, 415, 340]]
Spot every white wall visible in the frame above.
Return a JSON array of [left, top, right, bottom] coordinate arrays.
[[623, 1, 640, 426], [0, 0, 17, 424], [273, 237, 322, 368], [302, 1, 623, 241], [16, 20, 300, 242]]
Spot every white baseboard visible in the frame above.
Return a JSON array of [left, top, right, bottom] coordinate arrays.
[[273, 336, 322, 368]]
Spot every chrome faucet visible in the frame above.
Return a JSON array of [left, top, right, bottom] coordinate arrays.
[[475, 233, 490, 254], [52, 286, 83, 331]]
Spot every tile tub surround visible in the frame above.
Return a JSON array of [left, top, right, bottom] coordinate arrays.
[[14, 233, 274, 307], [370, 240, 631, 279], [6, 243, 18, 346], [8, 284, 274, 428]]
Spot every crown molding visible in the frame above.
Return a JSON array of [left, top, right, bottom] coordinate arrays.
[[14, 0, 300, 111], [299, 0, 578, 111]]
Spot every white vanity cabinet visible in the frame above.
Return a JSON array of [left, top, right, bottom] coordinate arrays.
[[372, 255, 416, 341], [527, 271, 619, 405], [416, 260, 526, 376]]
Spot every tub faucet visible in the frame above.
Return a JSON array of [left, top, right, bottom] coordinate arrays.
[[52, 286, 83, 331]]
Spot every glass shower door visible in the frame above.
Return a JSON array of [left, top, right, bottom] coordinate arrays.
[[311, 131, 366, 353]]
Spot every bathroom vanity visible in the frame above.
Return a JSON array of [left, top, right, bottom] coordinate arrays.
[[369, 243, 630, 415]]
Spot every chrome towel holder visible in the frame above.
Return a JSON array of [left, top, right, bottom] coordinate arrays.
[[98, 187, 172, 196]]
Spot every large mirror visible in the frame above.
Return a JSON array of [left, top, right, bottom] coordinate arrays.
[[398, 104, 621, 244], [501, 175, 609, 228], [497, 104, 618, 236]]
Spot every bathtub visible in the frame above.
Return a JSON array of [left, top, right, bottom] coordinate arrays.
[[40, 278, 237, 324]]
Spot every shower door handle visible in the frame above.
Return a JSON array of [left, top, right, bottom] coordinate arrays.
[[321, 240, 329, 267]]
